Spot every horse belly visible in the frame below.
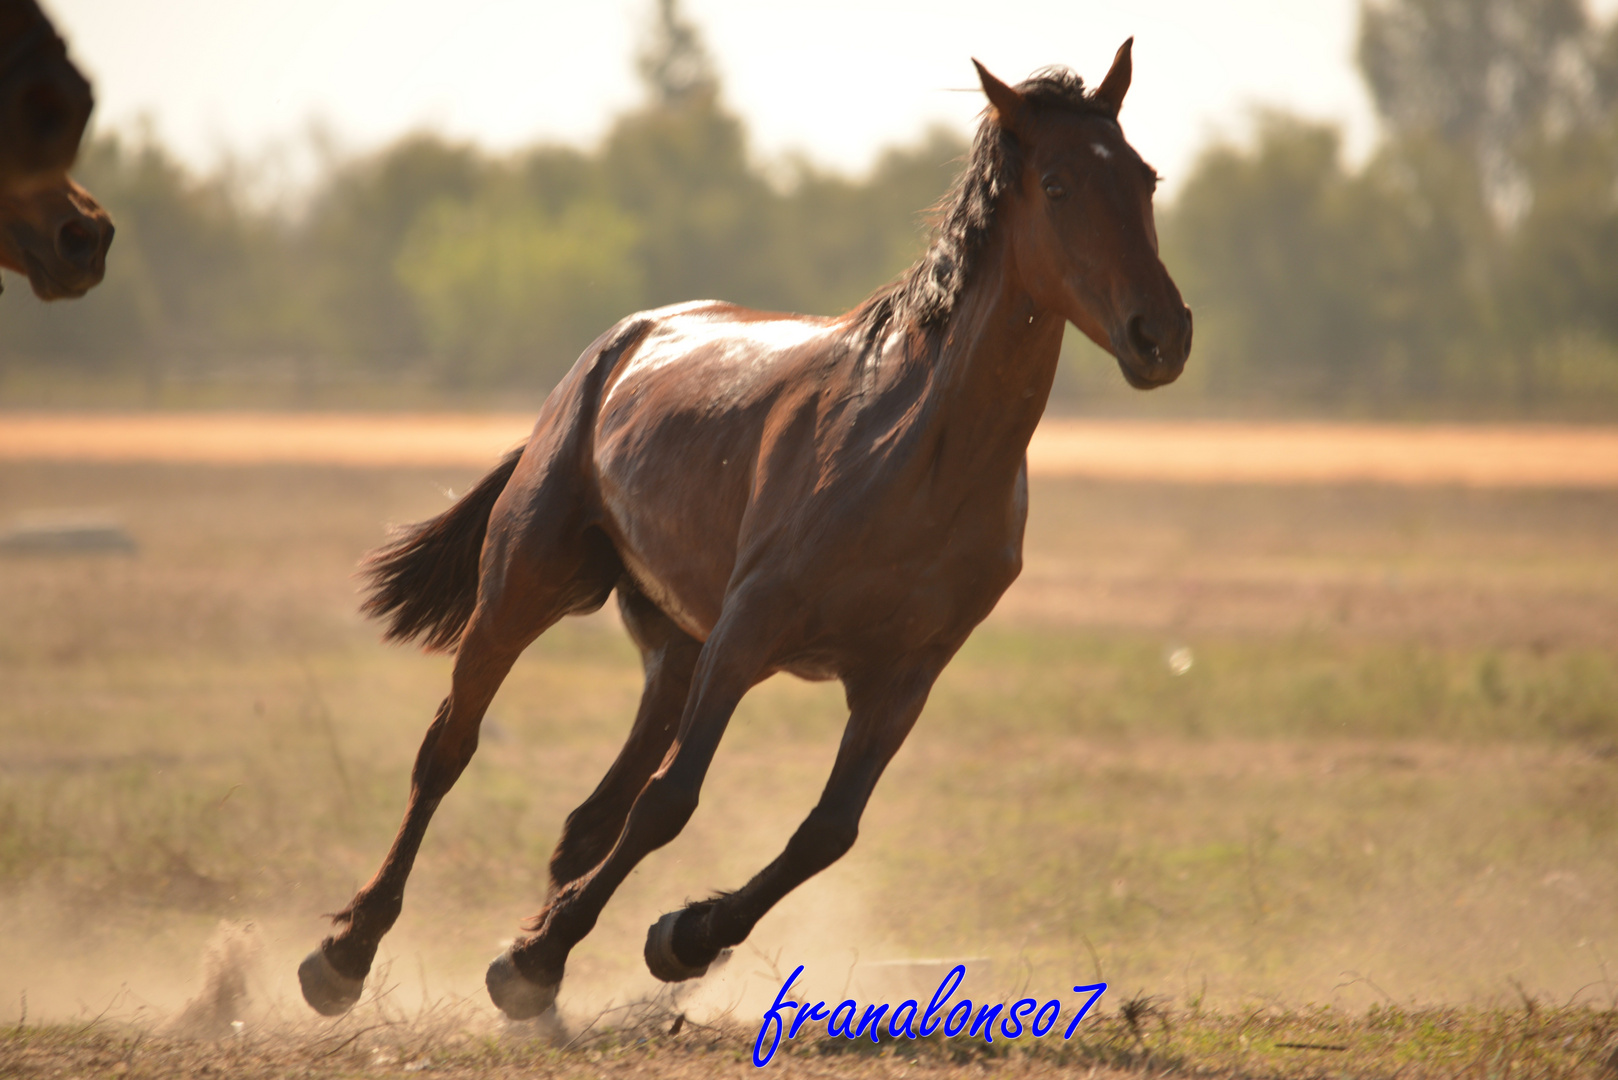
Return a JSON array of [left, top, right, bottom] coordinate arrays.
[[594, 431, 754, 643], [611, 542, 722, 642]]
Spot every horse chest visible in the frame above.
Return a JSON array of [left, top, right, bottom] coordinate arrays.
[[805, 508, 1026, 658]]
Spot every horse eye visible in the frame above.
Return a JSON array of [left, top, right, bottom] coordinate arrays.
[[1043, 179, 1066, 200]]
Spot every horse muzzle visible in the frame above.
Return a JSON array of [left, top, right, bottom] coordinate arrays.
[[1115, 304, 1192, 389], [20, 210, 111, 299]]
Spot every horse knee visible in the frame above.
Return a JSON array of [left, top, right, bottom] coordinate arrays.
[[550, 797, 628, 882], [559, 798, 607, 842], [789, 809, 859, 869], [626, 775, 700, 851]]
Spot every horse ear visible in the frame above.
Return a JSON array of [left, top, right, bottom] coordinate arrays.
[[973, 59, 1027, 134], [1095, 37, 1133, 113]]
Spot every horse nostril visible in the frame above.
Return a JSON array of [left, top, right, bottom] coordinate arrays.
[[1126, 314, 1161, 363], [56, 220, 98, 264]]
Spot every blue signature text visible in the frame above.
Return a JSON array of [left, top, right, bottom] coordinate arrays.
[[753, 963, 1106, 1067]]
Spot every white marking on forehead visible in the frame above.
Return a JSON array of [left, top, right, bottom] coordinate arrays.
[[1091, 142, 1113, 160]]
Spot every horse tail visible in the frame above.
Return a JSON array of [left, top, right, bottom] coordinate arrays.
[[359, 446, 524, 652]]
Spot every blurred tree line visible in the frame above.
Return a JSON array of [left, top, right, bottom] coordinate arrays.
[[0, 0, 964, 404], [1161, 0, 1618, 416], [3, 0, 1618, 417]]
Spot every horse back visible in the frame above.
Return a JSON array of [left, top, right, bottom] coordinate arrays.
[[550, 302, 1021, 663], [579, 302, 846, 638]]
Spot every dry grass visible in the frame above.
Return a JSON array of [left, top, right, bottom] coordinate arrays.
[[4, 1000, 1617, 1078], [1, 457, 1616, 1077]]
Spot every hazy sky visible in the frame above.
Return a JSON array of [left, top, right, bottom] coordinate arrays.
[[44, 0, 1618, 197]]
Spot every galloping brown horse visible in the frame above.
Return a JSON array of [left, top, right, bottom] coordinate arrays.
[[0, 172, 112, 298], [0, 0, 93, 195], [300, 43, 1191, 1020]]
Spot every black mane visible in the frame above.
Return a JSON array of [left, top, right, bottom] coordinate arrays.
[[851, 66, 1111, 354]]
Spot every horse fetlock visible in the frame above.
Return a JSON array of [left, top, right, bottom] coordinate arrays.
[[318, 931, 379, 980], [486, 949, 559, 1020], [337, 885, 405, 937], [645, 909, 723, 983], [298, 945, 366, 1016]]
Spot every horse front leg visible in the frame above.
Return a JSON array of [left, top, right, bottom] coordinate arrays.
[[545, 588, 699, 896], [645, 658, 944, 981], [485, 601, 780, 1019]]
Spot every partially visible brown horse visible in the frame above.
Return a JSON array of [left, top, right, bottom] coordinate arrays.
[[0, 172, 111, 298], [0, 0, 108, 299], [300, 43, 1191, 1019], [0, 0, 93, 195]]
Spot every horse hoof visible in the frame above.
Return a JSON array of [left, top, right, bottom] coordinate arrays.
[[643, 910, 714, 983], [486, 950, 558, 1020], [298, 946, 365, 1016]]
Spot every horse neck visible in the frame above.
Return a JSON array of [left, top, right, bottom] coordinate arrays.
[[920, 233, 1067, 479]]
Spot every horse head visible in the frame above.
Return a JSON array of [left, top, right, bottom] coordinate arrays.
[[0, 173, 113, 299], [977, 42, 1192, 389]]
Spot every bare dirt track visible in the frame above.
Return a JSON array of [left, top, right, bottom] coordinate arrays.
[[2, 412, 1617, 486]]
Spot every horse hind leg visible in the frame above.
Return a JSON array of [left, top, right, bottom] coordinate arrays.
[[299, 480, 620, 1017], [299, 606, 542, 1015]]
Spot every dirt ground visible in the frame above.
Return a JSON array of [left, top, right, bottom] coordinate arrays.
[[0, 419, 1615, 1077], [5, 1002, 1614, 1079], [2, 412, 1617, 486]]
